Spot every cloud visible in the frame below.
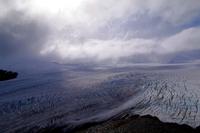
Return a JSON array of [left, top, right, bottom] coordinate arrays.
[[0, 0, 50, 58], [41, 38, 157, 62], [1, 0, 200, 64], [41, 27, 200, 63], [20, 0, 200, 38], [62, 0, 200, 27], [143, 0, 200, 25], [160, 27, 200, 54]]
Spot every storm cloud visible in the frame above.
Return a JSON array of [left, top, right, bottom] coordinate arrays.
[[1, 0, 200, 63], [0, 0, 50, 59]]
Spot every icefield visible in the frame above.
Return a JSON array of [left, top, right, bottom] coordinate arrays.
[[0, 63, 200, 132]]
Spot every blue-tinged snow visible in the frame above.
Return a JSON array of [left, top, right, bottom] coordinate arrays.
[[0, 62, 200, 132]]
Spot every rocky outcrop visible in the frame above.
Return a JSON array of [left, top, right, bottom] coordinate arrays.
[[0, 70, 18, 81], [20, 114, 200, 133], [75, 114, 199, 133]]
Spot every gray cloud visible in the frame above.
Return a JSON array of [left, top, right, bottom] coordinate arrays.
[[160, 27, 200, 54], [1, 0, 200, 64], [0, 1, 50, 58], [41, 27, 200, 63]]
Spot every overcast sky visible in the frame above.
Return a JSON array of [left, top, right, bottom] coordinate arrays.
[[1, 0, 200, 64]]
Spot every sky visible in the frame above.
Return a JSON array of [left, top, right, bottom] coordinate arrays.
[[1, 0, 200, 64]]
